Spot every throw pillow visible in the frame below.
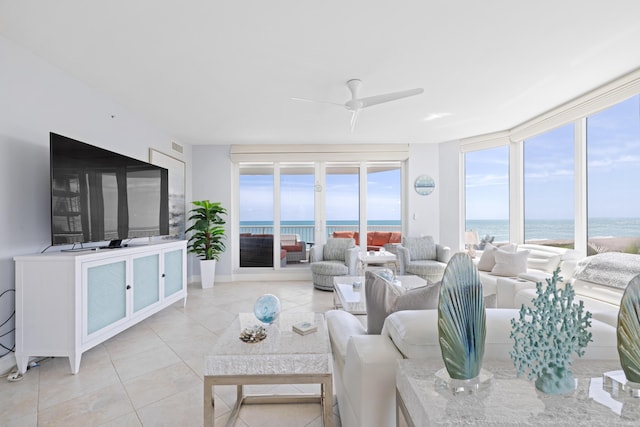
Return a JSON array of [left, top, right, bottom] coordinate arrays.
[[527, 254, 561, 274], [490, 250, 530, 277], [402, 236, 437, 260], [477, 243, 517, 271], [395, 281, 441, 311], [364, 271, 404, 334]]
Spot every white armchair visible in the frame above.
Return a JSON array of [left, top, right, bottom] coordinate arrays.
[[309, 238, 359, 290], [396, 236, 451, 283]]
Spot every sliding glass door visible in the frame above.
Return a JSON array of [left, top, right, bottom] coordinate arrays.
[[236, 160, 405, 270]]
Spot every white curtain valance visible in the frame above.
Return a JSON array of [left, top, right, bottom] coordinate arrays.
[[509, 68, 640, 142], [230, 143, 409, 162], [459, 131, 510, 153]]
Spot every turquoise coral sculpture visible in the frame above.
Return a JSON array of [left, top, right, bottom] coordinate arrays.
[[510, 268, 592, 394]]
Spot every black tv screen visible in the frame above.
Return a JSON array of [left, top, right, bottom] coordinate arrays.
[[50, 133, 169, 247]]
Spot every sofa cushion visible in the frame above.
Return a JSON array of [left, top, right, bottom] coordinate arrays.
[[477, 243, 517, 272], [403, 236, 436, 260], [382, 309, 521, 361], [490, 250, 530, 277], [389, 232, 402, 244], [371, 232, 392, 247]]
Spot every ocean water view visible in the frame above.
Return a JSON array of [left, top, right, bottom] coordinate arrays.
[[467, 217, 640, 243], [240, 218, 640, 246]]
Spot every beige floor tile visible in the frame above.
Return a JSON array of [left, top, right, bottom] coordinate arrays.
[[19, 280, 339, 426], [111, 344, 182, 382], [122, 361, 201, 409], [135, 382, 203, 427], [37, 383, 134, 427]]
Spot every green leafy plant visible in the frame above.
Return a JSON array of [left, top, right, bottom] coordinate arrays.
[[186, 200, 227, 261], [510, 268, 592, 393]]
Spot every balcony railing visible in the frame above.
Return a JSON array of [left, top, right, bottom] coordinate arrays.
[[239, 223, 401, 244]]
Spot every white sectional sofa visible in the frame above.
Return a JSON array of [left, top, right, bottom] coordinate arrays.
[[476, 243, 580, 300], [326, 307, 618, 427], [504, 251, 640, 327]]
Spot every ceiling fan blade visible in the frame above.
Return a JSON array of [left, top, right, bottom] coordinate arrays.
[[350, 109, 360, 133], [357, 88, 424, 108], [291, 97, 343, 107]]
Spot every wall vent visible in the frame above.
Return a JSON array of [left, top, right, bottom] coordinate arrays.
[[171, 141, 183, 154]]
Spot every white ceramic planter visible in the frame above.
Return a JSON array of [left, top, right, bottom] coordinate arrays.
[[200, 259, 217, 289]]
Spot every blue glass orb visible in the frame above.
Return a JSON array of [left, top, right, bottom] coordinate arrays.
[[253, 294, 281, 324]]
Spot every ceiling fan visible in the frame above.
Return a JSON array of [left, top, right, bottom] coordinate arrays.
[[293, 79, 424, 132]]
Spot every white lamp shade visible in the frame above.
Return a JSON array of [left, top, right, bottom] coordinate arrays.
[[464, 231, 479, 245]]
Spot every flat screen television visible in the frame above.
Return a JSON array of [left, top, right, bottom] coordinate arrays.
[[50, 132, 169, 248]]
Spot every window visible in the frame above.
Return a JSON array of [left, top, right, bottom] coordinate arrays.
[[587, 95, 640, 254], [523, 124, 574, 248], [465, 146, 510, 244], [367, 162, 401, 231], [236, 159, 406, 270], [239, 164, 274, 267], [325, 163, 360, 239]]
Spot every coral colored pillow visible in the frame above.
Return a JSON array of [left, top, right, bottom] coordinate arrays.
[[333, 231, 354, 239], [372, 232, 392, 246], [389, 232, 402, 244]]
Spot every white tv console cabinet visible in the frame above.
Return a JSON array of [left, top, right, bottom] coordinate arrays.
[[14, 240, 187, 374]]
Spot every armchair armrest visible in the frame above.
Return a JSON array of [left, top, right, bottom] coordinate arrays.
[[436, 244, 451, 263], [310, 244, 324, 262], [345, 246, 360, 275], [396, 245, 409, 275]]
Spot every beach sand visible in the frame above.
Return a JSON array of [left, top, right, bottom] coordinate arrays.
[[525, 236, 640, 254]]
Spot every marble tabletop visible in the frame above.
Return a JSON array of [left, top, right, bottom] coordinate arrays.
[[204, 312, 331, 377], [397, 359, 640, 426]]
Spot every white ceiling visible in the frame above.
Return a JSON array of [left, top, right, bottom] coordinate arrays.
[[1, 1, 639, 145]]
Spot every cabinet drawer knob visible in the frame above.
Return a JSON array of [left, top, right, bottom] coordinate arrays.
[[126, 285, 131, 290]]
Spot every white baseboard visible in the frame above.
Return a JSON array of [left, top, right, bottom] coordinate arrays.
[[0, 353, 16, 375]]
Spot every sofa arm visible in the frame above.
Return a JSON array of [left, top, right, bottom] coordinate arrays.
[[436, 244, 451, 263], [343, 335, 404, 427], [496, 277, 539, 308]]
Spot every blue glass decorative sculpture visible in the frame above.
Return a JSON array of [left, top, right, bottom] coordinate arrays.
[[617, 274, 640, 383], [438, 253, 486, 380], [253, 294, 281, 324], [510, 269, 592, 394]]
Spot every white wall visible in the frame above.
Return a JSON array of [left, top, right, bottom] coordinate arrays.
[[406, 143, 441, 241], [438, 140, 463, 252], [190, 145, 233, 280], [0, 35, 191, 369]]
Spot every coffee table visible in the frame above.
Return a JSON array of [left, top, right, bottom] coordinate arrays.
[[333, 275, 427, 315], [396, 359, 640, 426], [204, 312, 332, 426]]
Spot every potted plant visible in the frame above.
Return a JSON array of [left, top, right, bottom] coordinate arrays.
[[186, 200, 227, 288]]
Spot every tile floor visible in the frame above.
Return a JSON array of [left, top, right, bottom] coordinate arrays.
[[1, 280, 342, 427]]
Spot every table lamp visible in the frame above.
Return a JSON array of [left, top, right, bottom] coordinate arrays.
[[464, 230, 479, 258]]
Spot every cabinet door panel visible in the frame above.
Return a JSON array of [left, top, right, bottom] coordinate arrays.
[[133, 254, 160, 312], [86, 260, 126, 335], [164, 249, 184, 297]]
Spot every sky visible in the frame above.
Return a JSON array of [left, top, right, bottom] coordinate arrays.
[[466, 94, 640, 221], [238, 95, 639, 225]]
